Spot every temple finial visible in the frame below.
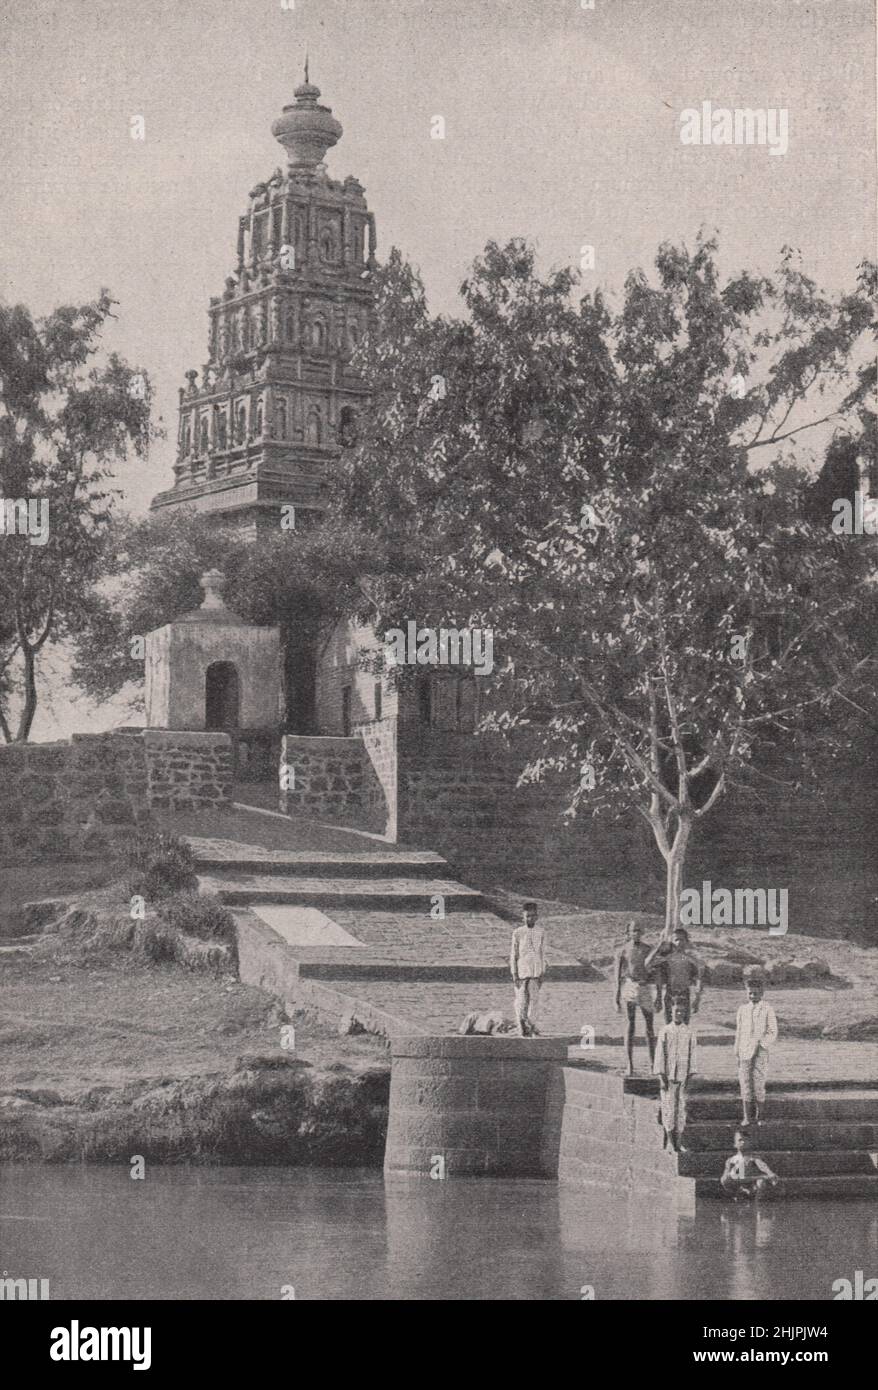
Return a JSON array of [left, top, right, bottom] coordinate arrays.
[[274, 64, 342, 169]]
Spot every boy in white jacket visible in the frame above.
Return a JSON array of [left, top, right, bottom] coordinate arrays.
[[735, 968, 778, 1127]]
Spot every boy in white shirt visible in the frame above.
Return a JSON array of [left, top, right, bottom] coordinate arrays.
[[510, 901, 546, 1037], [735, 968, 779, 1127], [653, 996, 698, 1154]]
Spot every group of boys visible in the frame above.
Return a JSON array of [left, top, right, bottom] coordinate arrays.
[[510, 904, 781, 1200]]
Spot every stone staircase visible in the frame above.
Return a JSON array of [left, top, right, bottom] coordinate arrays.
[[188, 837, 595, 1034], [544, 1064, 878, 1204], [199, 871, 487, 914], [193, 843, 484, 918]]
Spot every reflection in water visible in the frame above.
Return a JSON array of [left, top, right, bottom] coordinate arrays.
[[0, 1165, 873, 1301]]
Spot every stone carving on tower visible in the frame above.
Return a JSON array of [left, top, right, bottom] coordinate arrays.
[[150, 67, 376, 533]]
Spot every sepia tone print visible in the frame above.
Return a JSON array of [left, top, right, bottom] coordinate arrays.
[[0, 0, 875, 1320]]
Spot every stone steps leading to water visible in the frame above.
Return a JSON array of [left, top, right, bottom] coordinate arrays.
[[683, 1120, 878, 1150], [678, 1148, 878, 1177], [685, 1091, 878, 1121], [546, 1063, 878, 1205], [693, 1174, 878, 1199]]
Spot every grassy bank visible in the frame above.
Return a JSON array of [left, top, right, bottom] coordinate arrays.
[[0, 866, 389, 1165]]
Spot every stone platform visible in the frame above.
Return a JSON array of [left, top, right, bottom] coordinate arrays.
[[191, 828, 878, 1194], [381, 1034, 878, 1205]]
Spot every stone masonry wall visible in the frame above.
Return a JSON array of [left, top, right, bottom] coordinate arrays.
[[384, 1035, 570, 1177], [396, 725, 878, 941], [141, 730, 233, 811], [279, 734, 389, 834], [0, 729, 232, 864], [0, 733, 149, 863], [396, 727, 659, 908]]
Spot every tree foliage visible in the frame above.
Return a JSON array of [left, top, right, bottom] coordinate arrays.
[[0, 291, 155, 740], [333, 236, 876, 932]]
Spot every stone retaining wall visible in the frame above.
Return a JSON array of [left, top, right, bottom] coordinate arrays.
[[394, 727, 878, 941], [279, 734, 389, 834], [541, 1065, 693, 1205], [142, 730, 233, 810], [0, 733, 149, 862], [0, 729, 232, 863], [384, 1035, 569, 1177], [395, 734, 658, 908]]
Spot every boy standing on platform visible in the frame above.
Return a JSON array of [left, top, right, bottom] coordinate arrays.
[[646, 927, 704, 1023], [735, 968, 779, 1127], [614, 919, 658, 1075], [653, 995, 698, 1154], [510, 901, 546, 1037]]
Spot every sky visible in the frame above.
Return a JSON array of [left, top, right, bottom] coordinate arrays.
[[0, 0, 875, 737]]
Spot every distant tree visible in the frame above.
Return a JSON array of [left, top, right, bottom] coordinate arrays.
[[335, 236, 876, 934], [0, 291, 154, 740]]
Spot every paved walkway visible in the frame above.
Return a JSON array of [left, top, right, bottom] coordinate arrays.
[[186, 829, 878, 1086]]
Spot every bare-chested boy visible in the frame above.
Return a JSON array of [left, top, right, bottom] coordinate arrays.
[[614, 919, 658, 1075], [645, 927, 704, 1023]]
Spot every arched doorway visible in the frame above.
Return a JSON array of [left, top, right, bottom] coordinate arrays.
[[205, 662, 240, 731]]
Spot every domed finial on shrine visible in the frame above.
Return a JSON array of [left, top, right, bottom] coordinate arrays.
[[200, 569, 228, 611], [271, 63, 342, 170]]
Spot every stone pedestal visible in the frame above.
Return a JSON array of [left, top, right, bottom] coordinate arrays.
[[384, 1034, 569, 1177]]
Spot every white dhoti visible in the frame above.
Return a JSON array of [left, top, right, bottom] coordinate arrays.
[[514, 977, 541, 1030], [738, 1046, 769, 1104], [660, 1080, 687, 1136]]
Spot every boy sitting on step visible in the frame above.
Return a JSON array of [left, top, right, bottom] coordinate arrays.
[[721, 1128, 779, 1200]]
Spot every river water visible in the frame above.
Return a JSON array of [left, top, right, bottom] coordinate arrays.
[[1, 1166, 874, 1300]]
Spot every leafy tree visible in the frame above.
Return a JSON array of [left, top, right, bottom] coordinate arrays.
[[0, 291, 154, 740], [334, 236, 876, 934]]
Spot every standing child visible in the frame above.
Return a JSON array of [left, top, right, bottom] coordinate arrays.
[[645, 927, 704, 1023], [735, 968, 778, 1127], [510, 901, 546, 1037], [614, 919, 658, 1075], [653, 995, 698, 1154]]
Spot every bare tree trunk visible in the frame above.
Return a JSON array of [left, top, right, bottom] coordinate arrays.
[[15, 643, 38, 742], [662, 816, 691, 940]]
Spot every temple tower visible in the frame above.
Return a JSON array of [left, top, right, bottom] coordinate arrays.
[[150, 70, 376, 533]]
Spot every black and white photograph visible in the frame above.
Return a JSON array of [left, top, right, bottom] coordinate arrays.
[[0, 0, 876, 1337]]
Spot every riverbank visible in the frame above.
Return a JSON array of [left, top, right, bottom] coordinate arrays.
[[3, 807, 877, 1166], [0, 880, 389, 1164]]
